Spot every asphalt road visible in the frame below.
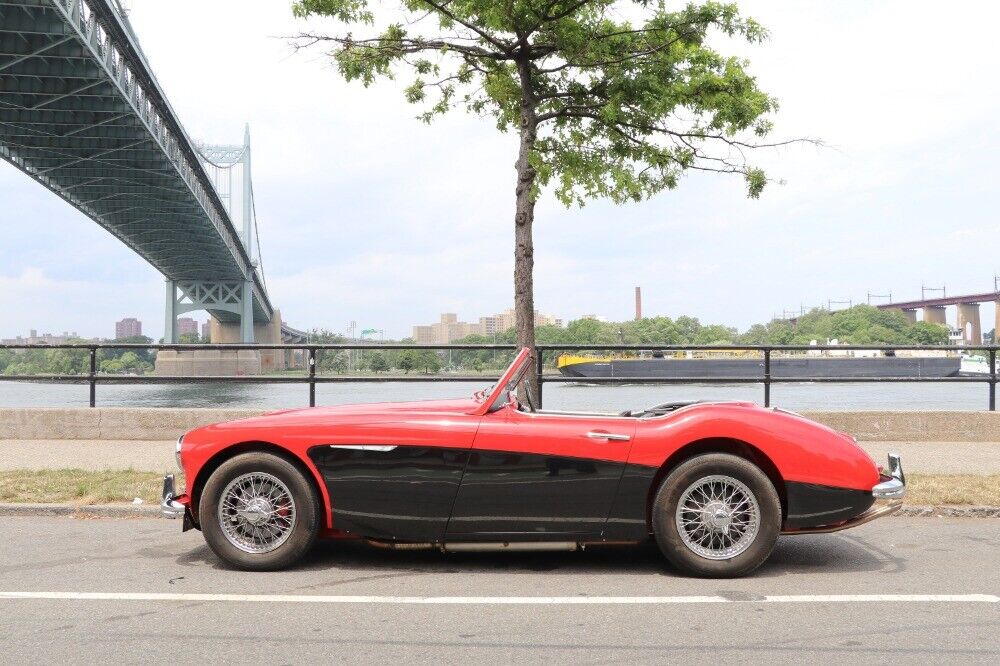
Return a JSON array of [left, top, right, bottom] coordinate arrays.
[[1, 517, 998, 663]]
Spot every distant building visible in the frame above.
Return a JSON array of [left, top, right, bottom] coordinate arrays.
[[177, 317, 199, 337], [412, 308, 563, 344], [115, 317, 142, 339], [201, 321, 211, 342], [1, 330, 91, 345]]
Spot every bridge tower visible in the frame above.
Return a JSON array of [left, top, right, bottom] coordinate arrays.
[[163, 126, 258, 344]]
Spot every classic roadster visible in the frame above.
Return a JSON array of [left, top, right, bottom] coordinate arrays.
[[162, 347, 905, 577]]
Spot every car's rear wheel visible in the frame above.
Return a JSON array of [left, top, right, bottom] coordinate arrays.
[[199, 452, 320, 571], [652, 453, 781, 578]]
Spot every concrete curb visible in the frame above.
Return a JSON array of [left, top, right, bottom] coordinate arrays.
[[0, 503, 998, 519], [0, 503, 162, 518], [897, 505, 1000, 518]]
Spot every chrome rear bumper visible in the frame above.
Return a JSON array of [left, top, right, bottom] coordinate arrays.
[[783, 453, 905, 535]]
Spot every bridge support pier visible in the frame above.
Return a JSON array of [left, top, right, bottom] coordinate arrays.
[[158, 280, 276, 375], [240, 280, 254, 344], [957, 303, 982, 345], [164, 279, 178, 344], [995, 302, 1000, 342], [900, 308, 917, 323], [923, 305, 948, 326]]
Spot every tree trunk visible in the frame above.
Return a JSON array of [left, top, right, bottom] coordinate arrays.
[[514, 60, 540, 404]]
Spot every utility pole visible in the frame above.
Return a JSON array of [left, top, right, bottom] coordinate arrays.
[[828, 299, 852, 311], [867, 291, 892, 305], [922, 284, 945, 301]]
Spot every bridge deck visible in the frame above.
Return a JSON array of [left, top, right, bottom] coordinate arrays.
[[0, 0, 271, 323]]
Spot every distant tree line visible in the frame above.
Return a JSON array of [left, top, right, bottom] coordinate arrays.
[[0, 335, 157, 376], [0, 308, 951, 376], [309, 330, 443, 375]]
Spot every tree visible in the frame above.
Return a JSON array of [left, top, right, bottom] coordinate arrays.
[[397, 349, 418, 373], [368, 351, 390, 373], [416, 349, 443, 373], [292, 0, 799, 399]]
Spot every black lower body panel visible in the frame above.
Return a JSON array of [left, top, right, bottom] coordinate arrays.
[[308, 445, 468, 541], [445, 450, 625, 539], [784, 481, 875, 529], [603, 463, 658, 541]]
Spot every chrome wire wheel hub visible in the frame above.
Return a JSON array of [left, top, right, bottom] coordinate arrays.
[[675, 474, 760, 560], [218, 472, 296, 554]]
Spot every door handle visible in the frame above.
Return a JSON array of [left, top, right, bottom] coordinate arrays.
[[586, 431, 631, 442]]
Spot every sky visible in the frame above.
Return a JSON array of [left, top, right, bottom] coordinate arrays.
[[2, 0, 1000, 340]]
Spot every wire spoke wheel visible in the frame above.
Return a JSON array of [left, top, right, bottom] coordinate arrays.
[[218, 472, 297, 554], [675, 474, 760, 561]]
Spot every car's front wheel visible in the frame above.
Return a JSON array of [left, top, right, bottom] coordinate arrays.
[[652, 453, 781, 578], [199, 452, 320, 571]]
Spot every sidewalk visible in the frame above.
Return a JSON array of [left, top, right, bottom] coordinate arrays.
[[0, 440, 175, 472], [1, 439, 998, 474]]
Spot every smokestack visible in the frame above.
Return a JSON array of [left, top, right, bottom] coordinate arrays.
[[635, 286, 642, 321]]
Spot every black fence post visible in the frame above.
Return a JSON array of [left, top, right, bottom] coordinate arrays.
[[535, 348, 545, 410], [990, 348, 997, 412], [88, 346, 96, 408], [308, 348, 316, 408], [763, 348, 771, 408]]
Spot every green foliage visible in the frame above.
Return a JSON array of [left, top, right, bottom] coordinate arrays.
[[366, 351, 390, 373], [415, 349, 443, 373], [747, 305, 950, 346], [309, 329, 348, 372], [397, 349, 418, 373], [292, 0, 793, 203]]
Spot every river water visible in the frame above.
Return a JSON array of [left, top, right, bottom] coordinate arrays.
[[0, 380, 992, 411]]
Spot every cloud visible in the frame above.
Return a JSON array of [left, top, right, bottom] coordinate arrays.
[[0, 269, 163, 339]]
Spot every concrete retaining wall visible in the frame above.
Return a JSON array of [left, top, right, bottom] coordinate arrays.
[[4, 407, 1000, 442], [0, 408, 264, 441]]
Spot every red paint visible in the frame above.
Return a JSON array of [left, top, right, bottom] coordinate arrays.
[[174, 348, 880, 526]]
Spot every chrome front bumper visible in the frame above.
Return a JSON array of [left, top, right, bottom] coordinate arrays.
[[161, 473, 186, 518], [784, 453, 905, 534]]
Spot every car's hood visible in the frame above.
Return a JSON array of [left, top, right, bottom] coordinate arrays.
[[195, 397, 483, 435]]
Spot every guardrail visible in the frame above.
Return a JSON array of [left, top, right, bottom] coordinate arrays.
[[0, 343, 996, 410]]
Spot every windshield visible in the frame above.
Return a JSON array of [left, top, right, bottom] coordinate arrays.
[[475, 347, 531, 414]]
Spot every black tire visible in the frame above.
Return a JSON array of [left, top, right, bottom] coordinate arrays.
[[652, 453, 781, 578], [199, 452, 321, 571]]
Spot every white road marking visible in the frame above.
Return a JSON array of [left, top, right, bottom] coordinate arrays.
[[0, 592, 996, 604]]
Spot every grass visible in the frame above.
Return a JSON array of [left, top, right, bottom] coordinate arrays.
[[0, 469, 181, 505], [905, 474, 1000, 506], [0, 470, 997, 507]]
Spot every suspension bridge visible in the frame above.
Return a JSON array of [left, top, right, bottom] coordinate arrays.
[[0, 0, 306, 371]]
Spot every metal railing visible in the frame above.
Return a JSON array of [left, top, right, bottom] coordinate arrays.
[[0, 342, 996, 410]]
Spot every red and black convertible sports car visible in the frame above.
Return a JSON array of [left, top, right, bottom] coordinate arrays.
[[162, 347, 905, 577]]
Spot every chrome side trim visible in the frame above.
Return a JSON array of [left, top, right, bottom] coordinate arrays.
[[586, 431, 631, 441], [328, 445, 398, 452], [161, 473, 185, 518]]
